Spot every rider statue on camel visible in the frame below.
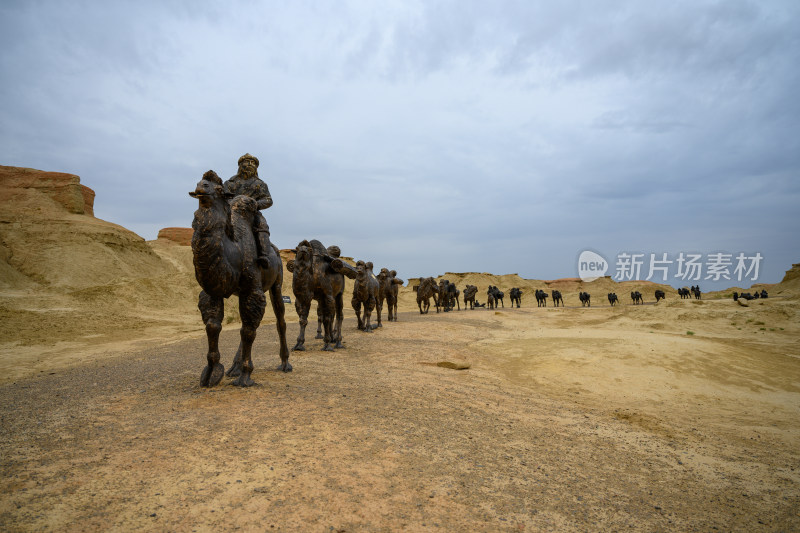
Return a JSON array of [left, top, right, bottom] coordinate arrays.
[[224, 153, 273, 268]]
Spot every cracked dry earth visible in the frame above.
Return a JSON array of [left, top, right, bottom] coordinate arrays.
[[1, 301, 799, 531]]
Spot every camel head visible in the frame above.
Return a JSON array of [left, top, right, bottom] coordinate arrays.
[[190, 170, 226, 207], [355, 260, 367, 281], [294, 240, 313, 266]]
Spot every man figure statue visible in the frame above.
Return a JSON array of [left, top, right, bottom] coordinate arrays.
[[224, 153, 273, 268]]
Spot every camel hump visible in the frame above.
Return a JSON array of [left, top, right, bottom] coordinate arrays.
[[309, 239, 327, 256]]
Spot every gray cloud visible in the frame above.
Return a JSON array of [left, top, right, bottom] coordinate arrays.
[[1, 0, 798, 291]]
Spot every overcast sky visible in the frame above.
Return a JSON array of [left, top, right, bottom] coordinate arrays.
[[1, 0, 798, 290]]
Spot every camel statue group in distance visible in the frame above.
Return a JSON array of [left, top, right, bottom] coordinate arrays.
[[189, 170, 290, 387], [286, 240, 404, 350]]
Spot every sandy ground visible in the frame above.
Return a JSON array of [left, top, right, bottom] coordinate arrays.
[[1, 293, 799, 531]]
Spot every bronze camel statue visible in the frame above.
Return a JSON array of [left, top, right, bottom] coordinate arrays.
[[376, 267, 401, 326], [416, 276, 439, 314], [463, 284, 478, 309], [287, 240, 345, 351], [331, 258, 380, 331], [389, 270, 403, 321], [353, 261, 379, 331], [189, 170, 290, 387]]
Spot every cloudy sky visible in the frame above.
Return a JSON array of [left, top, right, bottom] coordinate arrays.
[[1, 0, 798, 290]]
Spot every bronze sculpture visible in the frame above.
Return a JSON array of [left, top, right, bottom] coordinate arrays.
[[488, 285, 504, 308], [509, 288, 523, 307], [579, 291, 591, 307], [224, 153, 274, 268], [437, 279, 460, 312], [352, 261, 379, 331], [390, 270, 403, 320], [463, 284, 478, 309], [416, 277, 439, 314], [447, 282, 461, 311], [376, 268, 402, 325], [551, 290, 563, 307], [286, 240, 345, 351], [535, 289, 548, 307], [189, 170, 290, 387]]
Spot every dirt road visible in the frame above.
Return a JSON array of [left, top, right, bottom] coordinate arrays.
[[1, 300, 799, 531]]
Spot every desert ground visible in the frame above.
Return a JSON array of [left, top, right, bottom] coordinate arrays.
[[1, 166, 799, 531]]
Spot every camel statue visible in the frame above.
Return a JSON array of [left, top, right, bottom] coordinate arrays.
[[389, 270, 403, 321], [463, 284, 478, 309], [286, 240, 345, 351], [445, 281, 460, 311], [491, 286, 505, 308], [376, 268, 402, 326], [551, 290, 563, 307], [416, 276, 439, 314], [509, 288, 523, 307], [437, 279, 451, 312], [352, 261, 379, 331], [189, 170, 290, 387]]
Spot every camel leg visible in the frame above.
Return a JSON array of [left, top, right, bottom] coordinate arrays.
[[363, 296, 376, 332], [268, 282, 291, 372], [333, 292, 345, 349], [227, 342, 244, 377], [418, 299, 424, 314], [233, 289, 266, 387], [387, 296, 394, 322], [375, 296, 383, 328], [315, 302, 324, 339], [198, 291, 225, 387], [321, 295, 335, 352], [293, 298, 311, 351], [352, 297, 364, 330]]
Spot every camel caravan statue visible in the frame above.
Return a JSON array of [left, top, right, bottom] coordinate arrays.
[[488, 286, 504, 308], [416, 276, 439, 314], [463, 284, 478, 309], [189, 170, 290, 387], [286, 240, 346, 352], [551, 289, 564, 307], [438, 279, 460, 312], [377, 268, 403, 325], [331, 258, 381, 331], [509, 288, 523, 307]]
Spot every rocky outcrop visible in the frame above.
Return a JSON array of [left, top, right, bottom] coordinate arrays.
[[0, 165, 170, 289], [0, 165, 95, 216], [157, 227, 192, 246], [782, 263, 800, 283]]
